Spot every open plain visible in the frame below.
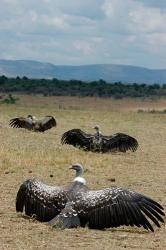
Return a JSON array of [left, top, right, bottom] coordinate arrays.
[[0, 95, 166, 250]]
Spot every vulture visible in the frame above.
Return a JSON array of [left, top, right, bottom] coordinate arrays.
[[16, 163, 165, 231], [9, 115, 56, 132], [61, 125, 138, 153]]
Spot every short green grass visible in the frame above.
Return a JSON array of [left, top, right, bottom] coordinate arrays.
[[0, 95, 166, 250]]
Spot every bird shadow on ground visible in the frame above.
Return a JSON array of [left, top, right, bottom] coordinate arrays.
[[16, 214, 149, 234], [106, 228, 149, 234]]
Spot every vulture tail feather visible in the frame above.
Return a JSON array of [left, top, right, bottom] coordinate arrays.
[[48, 202, 80, 229], [48, 213, 80, 229]]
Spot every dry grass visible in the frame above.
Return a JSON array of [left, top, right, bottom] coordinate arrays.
[[0, 95, 166, 250]]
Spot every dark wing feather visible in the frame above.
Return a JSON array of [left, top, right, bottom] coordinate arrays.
[[9, 117, 33, 130], [16, 179, 68, 222], [61, 129, 93, 150], [39, 116, 56, 131], [102, 133, 138, 152], [76, 187, 164, 231]]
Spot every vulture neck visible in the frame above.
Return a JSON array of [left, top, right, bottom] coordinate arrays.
[[74, 168, 86, 185], [95, 128, 102, 138]]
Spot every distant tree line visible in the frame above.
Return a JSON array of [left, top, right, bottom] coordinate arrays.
[[0, 75, 166, 98]]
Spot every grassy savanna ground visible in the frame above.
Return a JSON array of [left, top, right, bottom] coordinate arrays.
[[0, 95, 166, 250]]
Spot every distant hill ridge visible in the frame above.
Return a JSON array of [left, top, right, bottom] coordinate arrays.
[[0, 59, 166, 84]]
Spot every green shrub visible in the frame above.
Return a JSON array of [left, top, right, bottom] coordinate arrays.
[[1, 94, 19, 104]]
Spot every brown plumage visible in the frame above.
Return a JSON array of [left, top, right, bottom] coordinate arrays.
[[9, 115, 56, 132], [61, 126, 138, 153], [16, 164, 165, 231]]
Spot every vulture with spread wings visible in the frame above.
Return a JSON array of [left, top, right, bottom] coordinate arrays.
[[16, 164, 165, 231], [9, 115, 56, 132], [61, 125, 138, 153]]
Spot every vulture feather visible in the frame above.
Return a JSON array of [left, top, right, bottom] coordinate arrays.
[[16, 164, 164, 231], [61, 125, 138, 152], [9, 115, 56, 132]]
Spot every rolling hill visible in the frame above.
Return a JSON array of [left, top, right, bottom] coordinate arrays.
[[0, 59, 165, 84]]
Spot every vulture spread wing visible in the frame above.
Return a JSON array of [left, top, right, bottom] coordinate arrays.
[[16, 179, 68, 221], [61, 129, 138, 153], [39, 116, 56, 132], [9, 117, 33, 130], [75, 187, 164, 231], [16, 163, 165, 232], [102, 133, 138, 152], [61, 129, 93, 150]]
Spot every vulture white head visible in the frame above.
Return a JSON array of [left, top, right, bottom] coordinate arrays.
[[27, 115, 37, 121], [69, 163, 86, 185], [93, 125, 102, 136], [93, 125, 100, 131]]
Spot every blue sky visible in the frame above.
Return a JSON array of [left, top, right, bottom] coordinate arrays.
[[0, 0, 166, 68]]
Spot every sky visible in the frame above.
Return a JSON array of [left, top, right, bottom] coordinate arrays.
[[0, 0, 166, 68]]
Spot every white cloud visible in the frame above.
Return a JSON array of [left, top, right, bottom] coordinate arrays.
[[0, 0, 166, 68], [129, 5, 166, 33], [74, 41, 93, 55], [102, 0, 166, 34]]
